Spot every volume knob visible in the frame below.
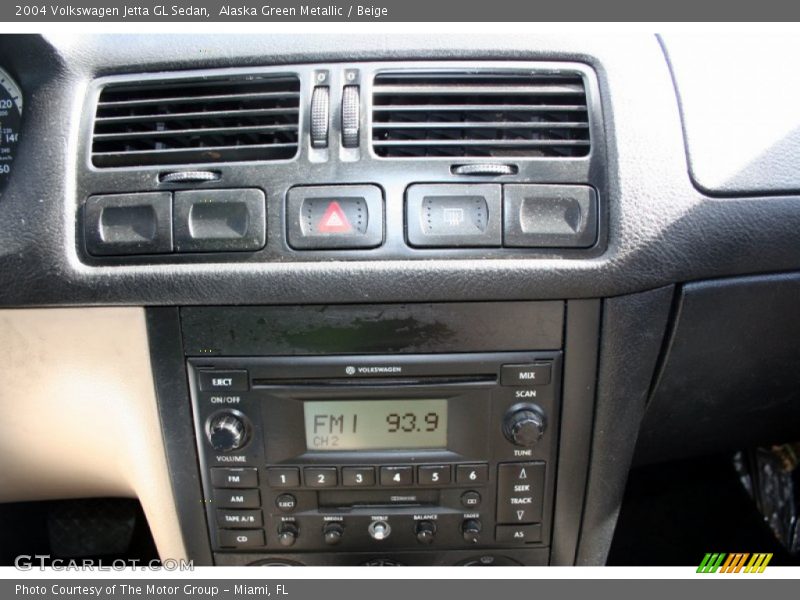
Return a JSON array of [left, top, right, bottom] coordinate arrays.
[[503, 405, 546, 448], [207, 413, 247, 452]]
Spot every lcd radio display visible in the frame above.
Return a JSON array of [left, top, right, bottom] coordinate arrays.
[[303, 399, 448, 451]]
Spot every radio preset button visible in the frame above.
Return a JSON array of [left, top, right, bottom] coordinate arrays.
[[496, 462, 545, 524], [418, 465, 451, 486], [461, 490, 482, 508], [380, 466, 413, 486], [267, 467, 300, 488], [500, 363, 551, 386], [211, 467, 258, 489], [304, 467, 338, 488], [342, 466, 376, 487], [275, 493, 297, 513], [213, 488, 261, 509], [218, 529, 265, 549], [495, 523, 542, 544], [456, 464, 489, 484], [216, 509, 263, 529]]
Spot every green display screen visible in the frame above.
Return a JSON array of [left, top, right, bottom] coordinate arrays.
[[304, 399, 448, 451]]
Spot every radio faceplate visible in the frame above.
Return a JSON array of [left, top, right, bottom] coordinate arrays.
[[189, 351, 562, 566]]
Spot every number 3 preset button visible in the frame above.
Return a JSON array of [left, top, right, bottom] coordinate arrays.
[[304, 467, 338, 488], [380, 466, 413, 486], [342, 467, 376, 487]]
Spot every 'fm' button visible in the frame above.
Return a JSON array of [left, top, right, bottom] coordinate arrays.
[[500, 363, 552, 386], [198, 370, 249, 392]]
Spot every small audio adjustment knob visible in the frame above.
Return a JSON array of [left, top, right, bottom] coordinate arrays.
[[206, 413, 247, 452], [368, 520, 391, 541], [323, 522, 344, 546], [462, 519, 482, 544], [502, 404, 546, 448], [278, 522, 299, 547], [415, 520, 436, 545]]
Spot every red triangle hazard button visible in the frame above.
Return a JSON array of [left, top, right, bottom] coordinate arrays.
[[317, 201, 352, 234]]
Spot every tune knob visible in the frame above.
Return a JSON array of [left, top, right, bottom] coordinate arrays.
[[462, 519, 482, 544], [502, 404, 546, 448], [415, 520, 436, 545], [278, 523, 299, 547], [207, 413, 247, 452], [323, 522, 344, 546]]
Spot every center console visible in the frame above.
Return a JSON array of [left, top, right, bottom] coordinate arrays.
[[152, 300, 599, 566]]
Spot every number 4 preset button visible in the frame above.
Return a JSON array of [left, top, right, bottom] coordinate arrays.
[[380, 466, 413, 486]]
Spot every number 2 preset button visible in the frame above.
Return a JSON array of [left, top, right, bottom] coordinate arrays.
[[380, 466, 413, 486], [266, 467, 300, 488], [304, 467, 338, 488], [342, 467, 376, 487]]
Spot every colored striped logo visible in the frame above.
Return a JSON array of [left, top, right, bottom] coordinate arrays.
[[697, 553, 773, 573]]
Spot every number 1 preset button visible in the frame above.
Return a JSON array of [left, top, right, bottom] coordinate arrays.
[[342, 466, 376, 487], [266, 467, 300, 488], [304, 467, 338, 488], [380, 465, 413, 486]]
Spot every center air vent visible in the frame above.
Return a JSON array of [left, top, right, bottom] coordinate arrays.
[[371, 72, 590, 158], [91, 74, 300, 168]]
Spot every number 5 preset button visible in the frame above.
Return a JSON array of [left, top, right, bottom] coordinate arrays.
[[342, 467, 376, 487], [418, 465, 451, 485], [380, 466, 413, 486], [304, 467, 338, 488]]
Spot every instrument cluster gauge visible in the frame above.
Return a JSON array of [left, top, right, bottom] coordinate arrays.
[[0, 67, 22, 198]]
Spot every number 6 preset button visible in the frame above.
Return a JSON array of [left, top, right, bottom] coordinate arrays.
[[342, 467, 376, 487], [304, 467, 338, 488], [380, 465, 413, 486]]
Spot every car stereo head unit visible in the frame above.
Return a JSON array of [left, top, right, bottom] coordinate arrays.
[[189, 351, 561, 566]]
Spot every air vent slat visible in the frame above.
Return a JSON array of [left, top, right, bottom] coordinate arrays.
[[371, 71, 590, 159], [92, 74, 300, 168], [372, 121, 589, 130], [374, 104, 587, 112], [94, 123, 299, 141], [96, 90, 300, 110], [373, 84, 585, 96], [373, 139, 590, 147]]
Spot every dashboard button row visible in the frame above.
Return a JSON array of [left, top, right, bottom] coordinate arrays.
[[266, 463, 489, 489]]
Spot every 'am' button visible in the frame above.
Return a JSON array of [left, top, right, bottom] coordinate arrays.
[[198, 370, 249, 392]]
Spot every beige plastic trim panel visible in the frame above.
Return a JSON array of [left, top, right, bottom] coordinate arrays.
[[0, 307, 186, 561]]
